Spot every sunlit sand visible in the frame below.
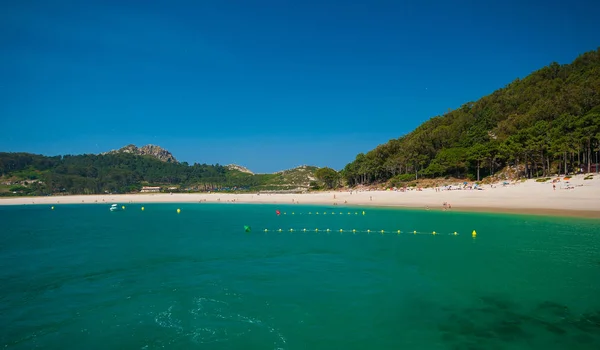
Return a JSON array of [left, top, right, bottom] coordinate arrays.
[[2, 175, 599, 218]]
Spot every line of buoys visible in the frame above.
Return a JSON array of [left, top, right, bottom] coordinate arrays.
[[253, 228, 473, 236], [277, 211, 367, 216]]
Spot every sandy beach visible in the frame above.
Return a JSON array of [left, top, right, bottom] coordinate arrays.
[[1, 175, 599, 218]]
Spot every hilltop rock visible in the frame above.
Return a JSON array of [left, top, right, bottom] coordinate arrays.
[[226, 164, 254, 174], [105, 144, 178, 163], [275, 165, 319, 175]]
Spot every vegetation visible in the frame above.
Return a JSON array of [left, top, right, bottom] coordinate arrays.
[[0, 153, 317, 196], [253, 166, 318, 191], [314, 167, 341, 189], [342, 48, 600, 186]]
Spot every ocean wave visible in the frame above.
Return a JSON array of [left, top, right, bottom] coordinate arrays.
[[152, 294, 287, 349]]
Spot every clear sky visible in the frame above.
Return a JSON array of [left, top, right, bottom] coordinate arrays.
[[1, 0, 598, 173]]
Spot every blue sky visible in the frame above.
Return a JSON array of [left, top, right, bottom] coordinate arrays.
[[1, 0, 598, 173]]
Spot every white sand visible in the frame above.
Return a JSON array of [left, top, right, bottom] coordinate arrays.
[[2, 175, 599, 218]]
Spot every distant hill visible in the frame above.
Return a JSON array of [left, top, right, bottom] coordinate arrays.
[[0, 148, 320, 195], [343, 48, 600, 186], [257, 165, 319, 191], [104, 144, 178, 163]]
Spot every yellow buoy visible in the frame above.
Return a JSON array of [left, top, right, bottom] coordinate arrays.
[[397, 230, 401, 234], [141, 207, 145, 211], [315, 228, 319, 232], [414, 230, 417, 235], [381, 230, 384, 234], [264, 229, 268, 232], [326, 229, 330, 232], [362, 211, 365, 215], [340, 229, 343, 232], [367, 229, 371, 233], [177, 208, 181, 214], [292, 212, 294, 215], [303, 228, 307, 232], [433, 231, 436, 235], [278, 228, 282, 232], [122, 206, 125, 210], [352, 229, 356, 233], [290, 229, 294, 232], [453, 231, 458, 236], [51, 206, 54, 210], [472, 230, 477, 238]]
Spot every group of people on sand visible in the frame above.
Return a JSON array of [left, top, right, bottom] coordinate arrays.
[[424, 202, 452, 211]]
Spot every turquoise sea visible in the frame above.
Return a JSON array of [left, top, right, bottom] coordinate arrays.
[[1, 203, 599, 349]]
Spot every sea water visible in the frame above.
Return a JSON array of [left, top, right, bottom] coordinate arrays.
[[1, 203, 599, 349]]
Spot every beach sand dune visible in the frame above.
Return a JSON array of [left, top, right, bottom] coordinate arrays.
[[1, 175, 599, 218]]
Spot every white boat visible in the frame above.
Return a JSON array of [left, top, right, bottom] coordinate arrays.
[[110, 204, 118, 211]]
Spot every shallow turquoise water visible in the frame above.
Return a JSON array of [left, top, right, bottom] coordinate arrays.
[[1, 203, 599, 349]]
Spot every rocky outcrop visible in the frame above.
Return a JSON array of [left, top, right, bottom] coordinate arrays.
[[274, 165, 317, 174], [226, 164, 254, 174], [105, 144, 178, 163]]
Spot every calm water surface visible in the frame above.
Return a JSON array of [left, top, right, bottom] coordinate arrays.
[[1, 203, 599, 349]]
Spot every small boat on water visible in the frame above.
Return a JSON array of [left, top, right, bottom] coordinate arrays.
[[109, 204, 118, 211]]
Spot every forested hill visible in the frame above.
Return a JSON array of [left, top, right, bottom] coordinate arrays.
[[0, 152, 240, 195], [343, 48, 600, 186], [0, 151, 320, 196]]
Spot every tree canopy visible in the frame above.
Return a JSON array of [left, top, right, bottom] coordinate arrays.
[[0, 153, 257, 196], [315, 167, 340, 189], [0, 152, 320, 196], [342, 48, 600, 186]]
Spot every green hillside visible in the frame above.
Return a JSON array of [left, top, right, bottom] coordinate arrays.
[[253, 166, 319, 191], [342, 48, 600, 186], [0, 152, 318, 196]]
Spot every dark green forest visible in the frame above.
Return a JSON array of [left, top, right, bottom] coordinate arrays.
[[0, 152, 320, 196], [342, 48, 600, 186], [0, 152, 261, 196]]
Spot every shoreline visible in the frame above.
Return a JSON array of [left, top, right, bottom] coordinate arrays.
[[1, 175, 599, 219]]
